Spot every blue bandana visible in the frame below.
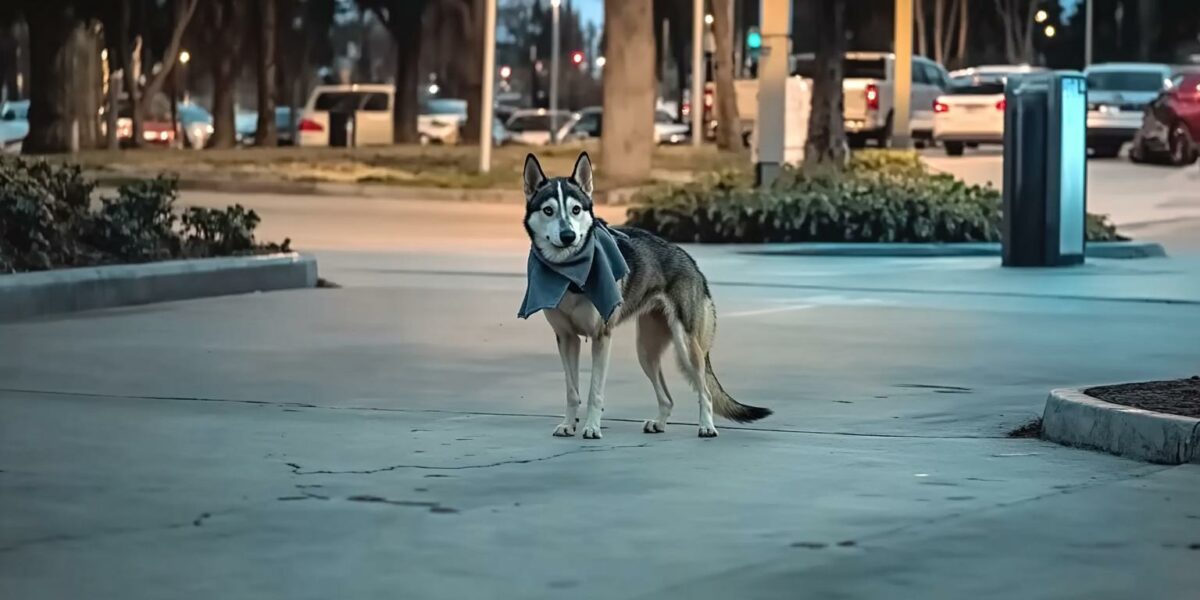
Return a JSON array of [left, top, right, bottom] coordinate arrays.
[[518, 224, 629, 323]]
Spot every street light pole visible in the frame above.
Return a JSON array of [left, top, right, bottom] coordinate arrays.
[[479, 0, 497, 173], [691, 0, 703, 147], [892, 0, 913, 149], [550, 0, 561, 144], [1084, 0, 1093, 66]]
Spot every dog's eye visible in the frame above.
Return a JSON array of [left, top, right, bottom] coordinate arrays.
[[542, 206, 553, 217], [571, 205, 581, 216]]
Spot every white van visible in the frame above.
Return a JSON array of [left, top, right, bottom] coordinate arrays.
[[297, 84, 394, 147]]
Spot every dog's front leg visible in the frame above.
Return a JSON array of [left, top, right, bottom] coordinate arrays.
[[580, 334, 612, 439], [552, 333, 582, 437]]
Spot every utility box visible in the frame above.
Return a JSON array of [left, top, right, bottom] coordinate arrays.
[[750, 77, 811, 167], [1002, 71, 1088, 267]]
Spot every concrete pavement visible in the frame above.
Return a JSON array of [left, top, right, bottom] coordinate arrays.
[[3, 187, 1199, 599]]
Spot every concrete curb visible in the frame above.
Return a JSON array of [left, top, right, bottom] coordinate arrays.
[[1041, 387, 1200, 464], [741, 241, 1166, 259], [92, 174, 642, 205], [0, 253, 317, 322]]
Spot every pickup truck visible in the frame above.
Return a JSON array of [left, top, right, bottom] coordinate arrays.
[[731, 52, 949, 147]]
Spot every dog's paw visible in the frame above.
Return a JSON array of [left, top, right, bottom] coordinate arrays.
[[581, 424, 603, 439], [552, 422, 576, 437], [642, 420, 666, 434], [697, 426, 719, 438]]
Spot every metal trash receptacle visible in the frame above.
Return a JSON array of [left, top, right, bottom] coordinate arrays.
[[1002, 71, 1088, 267]]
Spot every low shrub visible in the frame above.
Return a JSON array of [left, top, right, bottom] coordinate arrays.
[[0, 158, 289, 273], [626, 149, 1124, 244]]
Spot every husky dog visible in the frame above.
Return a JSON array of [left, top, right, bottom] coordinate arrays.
[[519, 152, 771, 439]]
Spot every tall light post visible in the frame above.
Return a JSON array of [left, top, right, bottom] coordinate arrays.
[[1084, 0, 1094, 66], [479, 0, 497, 173], [893, 0, 913, 149], [691, 0, 703, 147], [550, 0, 561, 144]]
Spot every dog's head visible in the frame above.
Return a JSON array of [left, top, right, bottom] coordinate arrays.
[[522, 152, 595, 263]]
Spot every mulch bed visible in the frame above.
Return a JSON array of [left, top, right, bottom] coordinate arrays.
[[1086, 376, 1200, 419]]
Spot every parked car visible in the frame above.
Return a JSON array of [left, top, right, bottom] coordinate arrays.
[[790, 52, 948, 147], [418, 98, 466, 145], [297, 83, 394, 147], [233, 107, 296, 146], [0, 99, 29, 153], [1130, 72, 1200, 165], [1084, 62, 1173, 158], [933, 65, 1047, 155], [176, 102, 214, 149], [562, 107, 689, 145], [506, 109, 578, 146], [113, 96, 176, 147]]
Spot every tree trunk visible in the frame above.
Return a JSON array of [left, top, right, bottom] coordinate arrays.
[[601, 0, 655, 185], [942, 0, 960, 66], [457, 0, 484, 145], [804, 0, 848, 171], [955, 0, 969, 66], [933, 0, 945, 63], [255, 0, 279, 146], [915, 0, 927, 57], [210, 51, 237, 148], [391, 14, 422, 144], [711, 0, 740, 150], [22, 5, 79, 154], [120, 0, 146, 148]]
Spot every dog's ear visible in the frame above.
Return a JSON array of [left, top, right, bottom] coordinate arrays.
[[523, 154, 547, 199], [571, 152, 594, 196]]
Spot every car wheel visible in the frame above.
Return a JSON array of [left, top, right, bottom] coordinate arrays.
[[875, 114, 893, 148], [944, 141, 965, 156], [1168, 123, 1197, 166], [1129, 139, 1148, 163]]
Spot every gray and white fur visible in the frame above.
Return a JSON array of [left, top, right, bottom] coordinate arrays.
[[522, 152, 772, 439]]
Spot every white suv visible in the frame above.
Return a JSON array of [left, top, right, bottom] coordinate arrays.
[[297, 84, 394, 147], [1084, 63, 1173, 158]]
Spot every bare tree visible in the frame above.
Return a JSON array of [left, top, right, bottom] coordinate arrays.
[[804, 0, 848, 170], [255, 0, 278, 146], [602, 0, 656, 184], [197, 0, 249, 148], [992, 0, 1037, 64], [710, 0, 740, 150], [955, 0, 969, 66], [915, 0, 928, 57], [115, 0, 199, 148]]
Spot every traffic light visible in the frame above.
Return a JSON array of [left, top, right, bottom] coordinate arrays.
[[571, 51, 585, 66], [746, 27, 762, 51]]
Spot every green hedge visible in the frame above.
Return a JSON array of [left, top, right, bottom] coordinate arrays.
[[626, 150, 1124, 244], [1, 158, 289, 273]]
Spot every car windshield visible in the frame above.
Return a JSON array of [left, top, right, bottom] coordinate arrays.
[[507, 114, 568, 132], [2, 102, 29, 120], [1087, 71, 1166, 92], [423, 99, 466, 116], [314, 92, 364, 112], [947, 81, 1006, 95]]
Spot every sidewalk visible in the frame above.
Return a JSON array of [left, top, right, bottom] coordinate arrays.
[[3, 237, 1199, 598]]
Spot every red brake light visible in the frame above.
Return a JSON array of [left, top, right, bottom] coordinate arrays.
[[933, 100, 949, 113], [996, 98, 1007, 111], [865, 84, 880, 110], [298, 118, 324, 132]]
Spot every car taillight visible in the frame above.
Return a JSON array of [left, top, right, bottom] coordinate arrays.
[[703, 90, 714, 108], [933, 100, 949, 113], [996, 98, 1007, 111], [298, 118, 324, 132], [865, 84, 880, 111]]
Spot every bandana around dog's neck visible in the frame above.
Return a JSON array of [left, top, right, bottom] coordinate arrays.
[[518, 224, 629, 323]]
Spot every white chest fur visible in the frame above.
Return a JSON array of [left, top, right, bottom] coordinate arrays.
[[544, 291, 608, 338]]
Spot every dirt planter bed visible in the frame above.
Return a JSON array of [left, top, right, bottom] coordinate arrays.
[[1042, 377, 1200, 464]]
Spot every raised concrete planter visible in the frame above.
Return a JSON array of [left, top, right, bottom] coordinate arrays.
[[0, 253, 317, 322], [743, 242, 1167, 259], [1042, 387, 1200, 465]]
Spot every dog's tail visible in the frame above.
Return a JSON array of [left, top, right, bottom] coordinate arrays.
[[705, 354, 772, 423]]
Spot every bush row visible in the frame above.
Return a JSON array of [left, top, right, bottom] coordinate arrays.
[[626, 150, 1124, 244], [1, 158, 289, 273]]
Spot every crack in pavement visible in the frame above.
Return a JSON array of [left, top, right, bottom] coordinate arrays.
[[0, 388, 1008, 440], [284, 443, 653, 475]]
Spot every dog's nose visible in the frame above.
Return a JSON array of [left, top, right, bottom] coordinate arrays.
[[559, 230, 577, 245]]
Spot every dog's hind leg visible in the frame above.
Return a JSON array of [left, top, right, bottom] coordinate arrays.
[[636, 311, 673, 433], [669, 303, 719, 438], [551, 331, 582, 437]]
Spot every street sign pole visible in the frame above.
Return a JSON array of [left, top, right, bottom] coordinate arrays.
[[479, 0, 497, 173], [755, 0, 789, 186], [1084, 0, 1093, 66], [550, 0, 561, 144], [691, 0, 704, 147]]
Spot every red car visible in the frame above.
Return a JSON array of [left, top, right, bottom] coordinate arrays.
[[1130, 72, 1200, 165]]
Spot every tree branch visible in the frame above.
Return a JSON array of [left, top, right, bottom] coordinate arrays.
[[140, 0, 199, 110]]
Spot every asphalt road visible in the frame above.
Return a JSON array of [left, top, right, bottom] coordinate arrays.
[[2, 158, 1199, 599]]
